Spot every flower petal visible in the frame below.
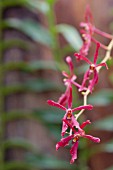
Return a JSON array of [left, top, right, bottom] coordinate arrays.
[[72, 104, 93, 113], [61, 114, 68, 136], [62, 118, 77, 134], [58, 86, 70, 106], [66, 56, 74, 75], [62, 71, 69, 78], [88, 69, 98, 92], [74, 53, 92, 65], [56, 135, 73, 150], [85, 5, 93, 23], [97, 62, 108, 70], [80, 120, 91, 129], [47, 100, 66, 111], [93, 42, 100, 64], [79, 69, 90, 91], [70, 141, 79, 164], [68, 86, 72, 109], [83, 134, 100, 143], [71, 115, 80, 129], [58, 93, 68, 106]]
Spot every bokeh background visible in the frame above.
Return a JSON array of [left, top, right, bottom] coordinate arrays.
[[0, 0, 113, 170]]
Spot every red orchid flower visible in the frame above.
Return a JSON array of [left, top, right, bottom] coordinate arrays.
[[47, 86, 93, 136], [56, 119, 100, 164], [79, 5, 94, 57], [58, 56, 83, 106], [79, 5, 113, 57], [74, 43, 108, 92]]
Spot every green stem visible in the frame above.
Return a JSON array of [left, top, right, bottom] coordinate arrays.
[[0, 1, 5, 169], [47, 2, 62, 64]]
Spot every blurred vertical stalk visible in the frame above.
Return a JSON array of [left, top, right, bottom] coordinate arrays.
[[0, 1, 4, 169], [47, 1, 62, 63]]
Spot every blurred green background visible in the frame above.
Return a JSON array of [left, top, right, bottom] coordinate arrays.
[[0, 0, 113, 170]]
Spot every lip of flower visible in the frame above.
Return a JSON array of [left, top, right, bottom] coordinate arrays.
[[66, 109, 72, 120]]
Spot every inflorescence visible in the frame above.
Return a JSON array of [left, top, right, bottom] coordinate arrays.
[[47, 5, 113, 164]]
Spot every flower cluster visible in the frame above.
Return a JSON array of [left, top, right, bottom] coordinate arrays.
[[47, 5, 112, 164]]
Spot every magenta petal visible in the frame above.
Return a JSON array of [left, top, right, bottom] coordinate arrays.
[[85, 5, 93, 23], [72, 81, 81, 88], [74, 53, 92, 65], [61, 114, 68, 136], [62, 118, 76, 134], [58, 93, 67, 106], [80, 120, 91, 129], [71, 115, 80, 129], [97, 62, 108, 69], [56, 135, 73, 150], [61, 121, 68, 137], [70, 141, 79, 164], [72, 104, 93, 113], [66, 56, 74, 74], [47, 100, 66, 111], [58, 86, 70, 106], [93, 42, 100, 64], [79, 69, 90, 91], [68, 86, 72, 109], [83, 134, 100, 143], [88, 69, 98, 92], [62, 71, 69, 78]]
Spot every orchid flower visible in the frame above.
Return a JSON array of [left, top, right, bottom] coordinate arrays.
[[74, 43, 108, 92], [47, 86, 93, 136], [58, 56, 83, 106], [79, 5, 113, 57], [56, 119, 100, 164]]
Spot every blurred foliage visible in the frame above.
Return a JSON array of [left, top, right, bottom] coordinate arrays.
[[89, 89, 113, 106], [0, 0, 113, 170], [0, 0, 83, 170], [94, 115, 113, 131]]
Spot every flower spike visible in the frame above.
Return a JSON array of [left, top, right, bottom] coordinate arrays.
[[47, 4, 112, 164]]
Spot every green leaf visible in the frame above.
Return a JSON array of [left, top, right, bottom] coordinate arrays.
[[26, 0, 49, 14], [1, 0, 49, 14], [94, 115, 113, 131], [5, 19, 53, 47], [88, 89, 113, 106], [56, 24, 83, 51], [3, 138, 35, 152], [46, 0, 57, 5]]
